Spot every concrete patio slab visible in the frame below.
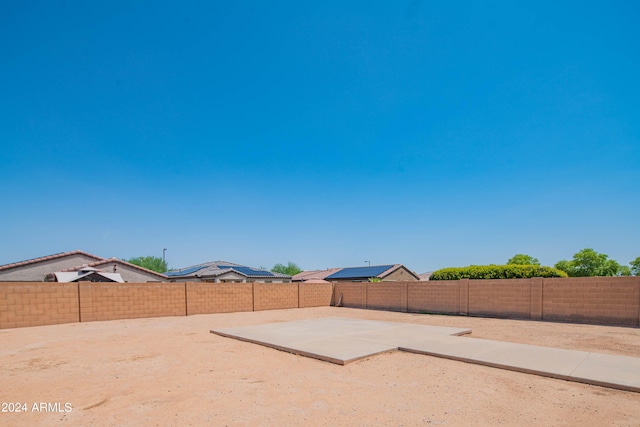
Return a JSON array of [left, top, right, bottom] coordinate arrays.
[[402, 336, 591, 379], [570, 353, 640, 392], [283, 336, 398, 365], [212, 316, 640, 393], [211, 317, 471, 364]]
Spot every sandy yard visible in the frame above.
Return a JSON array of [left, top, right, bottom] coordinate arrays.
[[1, 307, 639, 426]]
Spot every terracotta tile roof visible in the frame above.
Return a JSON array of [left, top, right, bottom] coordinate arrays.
[[0, 250, 104, 271], [57, 258, 167, 279]]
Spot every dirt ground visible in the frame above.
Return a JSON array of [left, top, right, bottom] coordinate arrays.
[[1, 307, 639, 426]]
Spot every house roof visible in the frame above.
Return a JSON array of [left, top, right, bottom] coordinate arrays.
[[292, 268, 342, 281], [325, 265, 397, 280], [166, 261, 291, 279], [0, 250, 104, 271], [302, 264, 420, 281], [418, 272, 433, 281], [54, 271, 125, 283], [57, 258, 168, 280]]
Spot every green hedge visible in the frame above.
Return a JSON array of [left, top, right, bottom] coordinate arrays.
[[430, 265, 568, 280]]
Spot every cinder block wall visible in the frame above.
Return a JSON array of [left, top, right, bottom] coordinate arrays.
[[407, 281, 460, 314], [253, 282, 298, 311], [366, 283, 408, 312], [299, 282, 333, 308], [3, 278, 639, 329], [333, 283, 367, 308], [186, 282, 253, 314], [468, 279, 531, 319], [79, 282, 186, 322], [334, 277, 640, 326], [0, 282, 79, 328], [543, 277, 640, 326]]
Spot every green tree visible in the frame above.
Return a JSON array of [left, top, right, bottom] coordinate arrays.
[[125, 256, 168, 273], [630, 257, 640, 276], [554, 248, 629, 277], [271, 262, 302, 276], [507, 254, 540, 265]]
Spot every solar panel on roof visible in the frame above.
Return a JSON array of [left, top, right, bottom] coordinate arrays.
[[165, 266, 206, 277], [325, 265, 394, 280], [218, 265, 275, 277]]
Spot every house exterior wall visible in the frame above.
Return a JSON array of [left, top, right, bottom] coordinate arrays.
[[0, 254, 103, 282], [381, 266, 418, 282], [94, 261, 166, 283]]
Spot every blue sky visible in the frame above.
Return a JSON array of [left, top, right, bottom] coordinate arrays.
[[1, 1, 638, 273]]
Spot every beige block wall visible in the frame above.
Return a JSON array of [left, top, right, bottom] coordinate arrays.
[[253, 282, 298, 311], [334, 282, 367, 308], [3, 277, 639, 330], [543, 277, 640, 325], [0, 282, 79, 328], [468, 279, 532, 319], [299, 282, 333, 308], [366, 283, 408, 312], [334, 277, 640, 326], [186, 282, 253, 314], [407, 281, 460, 314], [79, 282, 186, 322]]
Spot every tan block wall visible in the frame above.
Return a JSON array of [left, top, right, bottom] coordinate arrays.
[[543, 277, 640, 325], [0, 282, 79, 329], [186, 282, 253, 315], [469, 279, 532, 319], [299, 282, 333, 308], [253, 282, 298, 311], [331, 277, 640, 326], [366, 283, 408, 312], [334, 282, 367, 308], [79, 282, 186, 322], [530, 278, 543, 320], [407, 281, 460, 314]]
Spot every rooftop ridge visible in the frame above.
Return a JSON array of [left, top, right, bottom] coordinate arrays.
[[0, 250, 104, 271]]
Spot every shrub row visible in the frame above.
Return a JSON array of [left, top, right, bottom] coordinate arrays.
[[430, 265, 568, 280]]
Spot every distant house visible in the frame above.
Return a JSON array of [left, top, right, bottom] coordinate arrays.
[[47, 258, 167, 283], [48, 266, 125, 283], [294, 264, 420, 283], [418, 272, 433, 281], [166, 261, 292, 283], [291, 268, 342, 282], [0, 250, 167, 283]]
